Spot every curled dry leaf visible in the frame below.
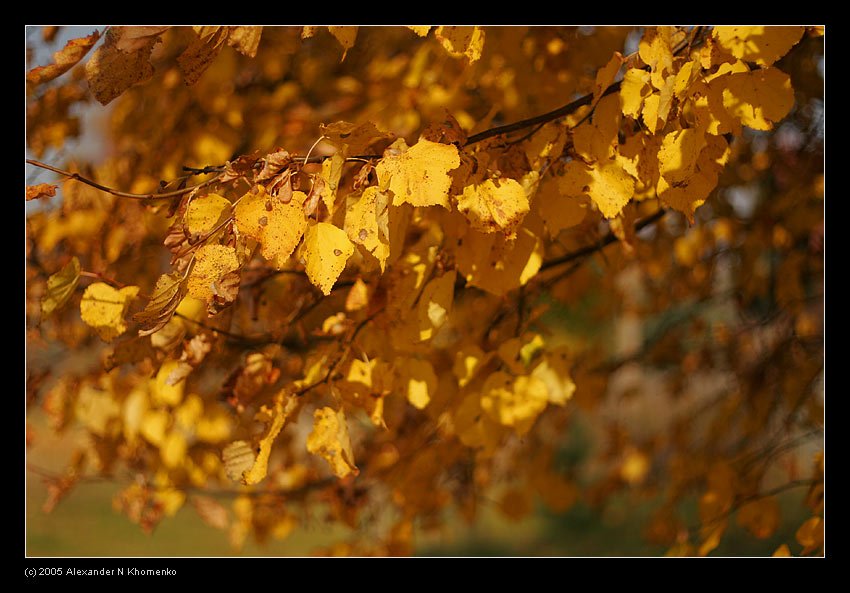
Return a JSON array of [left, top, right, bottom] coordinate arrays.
[[27, 31, 101, 88]]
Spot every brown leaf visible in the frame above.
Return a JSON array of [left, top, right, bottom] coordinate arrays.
[[134, 273, 188, 336], [178, 27, 228, 86], [208, 270, 241, 316], [421, 111, 468, 146], [85, 27, 160, 105], [182, 334, 214, 366], [256, 149, 292, 183], [27, 31, 101, 88], [227, 26, 263, 58], [192, 495, 230, 530], [220, 151, 260, 183], [26, 183, 58, 201]]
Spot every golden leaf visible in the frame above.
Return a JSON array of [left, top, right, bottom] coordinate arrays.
[[407, 26, 431, 37], [234, 185, 307, 267], [327, 26, 358, 59], [241, 395, 299, 485], [345, 186, 391, 271], [458, 178, 529, 235], [400, 358, 438, 410], [151, 359, 187, 407], [480, 372, 549, 436], [187, 245, 240, 303], [303, 222, 355, 295], [376, 139, 460, 209], [560, 160, 635, 219], [306, 407, 358, 478], [721, 67, 795, 131], [713, 26, 805, 66], [620, 68, 652, 119], [434, 26, 485, 62], [593, 52, 623, 104], [186, 193, 231, 236], [80, 282, 140, 342]]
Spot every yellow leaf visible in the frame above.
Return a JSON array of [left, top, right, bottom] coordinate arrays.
[[713, 26, 805, 66], [345, 278, 370, 312], [140, 409, 169, 446], [534, 176, 587, 237], [560, 160, 635, 219], [187, 245, 240, 303], [772, 544, 792, 557], [376, 139, 460, 209], [434, 26, 485, 63], [480, 373, 549, 435], [161, 431, 188, 469], [306, 407, 358, 478], [303, 222, 355, 296], [75, 384, 121, 437], [186, 193, 231, 236], [80, 282, 140, 342], [242, 395, 298, 485], [593, 52, 623, 104], [796, 516, 823, 554], [620, 68, 652, 119], [327, 26, 358, 59], [658, 128, 705, 184], [344, 186, 391, 271], [530, 347, 576, 406], [222, 441, 255, 482], [458, 178, 529, 236], [151, 359, 187, 407], [408, 26, 431, 37], [41, 256, 80, 317], [457, 222, 543, 296], [416, 270, 456, 341], [698, 522, 726, 557], [620, 447, 650, 485], [657, 133, 729, 221], [400, 358, 438, 410], [319, 153, 345, 213], [27, 31, 101, 88], [639, 26, 675, 90], [453, 344, 491, 388], [234, 185, 307, 267], [721, 67, 795, 131]]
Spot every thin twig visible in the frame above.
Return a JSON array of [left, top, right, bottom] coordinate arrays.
[[26, 159, 224, 201]]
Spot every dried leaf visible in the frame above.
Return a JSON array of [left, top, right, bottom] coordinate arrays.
[[26, 183, 59, 201], [27, 31, 101, 88], [85, 27, 160, 105], [226, 26, 263, 58], [192, 496, 230, 530], [178, 26, 228, 86], [41, 256, 80, 317], [134, 273, 188, 336]]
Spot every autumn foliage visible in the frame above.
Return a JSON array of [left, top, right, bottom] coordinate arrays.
[[25, 26, 824, 556]]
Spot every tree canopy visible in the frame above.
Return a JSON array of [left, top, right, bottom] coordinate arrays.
[[25, 25, 824, 556]]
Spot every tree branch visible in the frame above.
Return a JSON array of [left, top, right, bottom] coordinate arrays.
[[539, 208, 667, 273]]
